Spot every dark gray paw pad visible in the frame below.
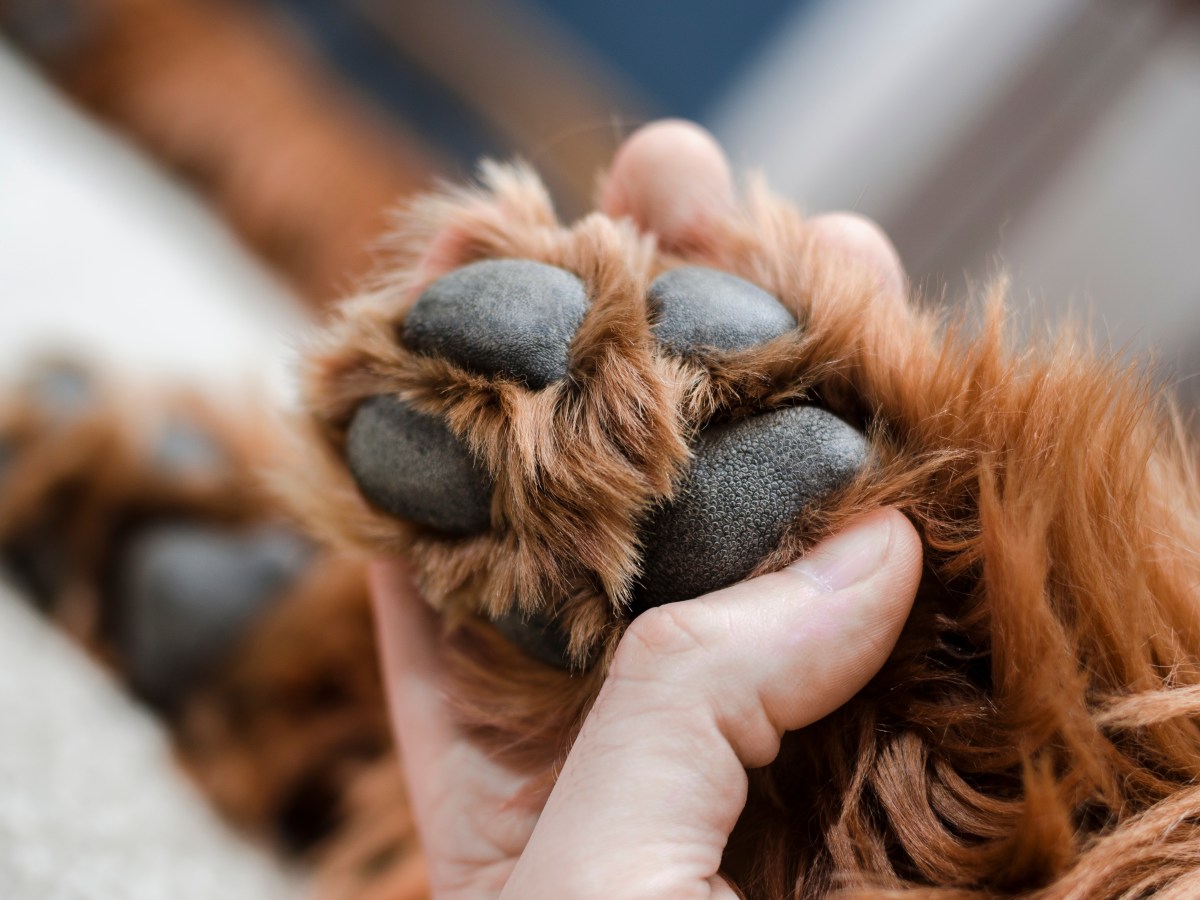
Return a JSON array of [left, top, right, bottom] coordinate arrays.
[[117, 523, 312, 707], [404, 259, 588, 389], [489, 607, 576, 669], [346, 394, 493, 535], [636, 406, 868, 609], [649, 266, 797, 355]]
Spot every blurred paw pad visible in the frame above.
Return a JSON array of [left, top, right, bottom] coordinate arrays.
[[24, 359, 96, 421], [117, 523, 312, 708], [341, 261, 867, 668], [151, 418, 229, 476]]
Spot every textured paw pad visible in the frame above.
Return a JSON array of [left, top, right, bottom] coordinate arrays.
[[346, 394, 494, 536], [404, 258, 588, 389], [649, 266, 797, 354], [637, 406, 868, 609]]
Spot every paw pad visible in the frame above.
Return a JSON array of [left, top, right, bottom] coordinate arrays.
[[118, 523, 311, 707], [490, 607, 575, 669], [404, 258, 588, 389], [636, 406, 868, 608], [649, 266, 796, 354], [346, 395, 493, 536], [25, 359, 96, 421], [152, 418, 228, 476]]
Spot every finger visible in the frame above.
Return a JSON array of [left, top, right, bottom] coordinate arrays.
[[367, 559, 461, 825], [601, 119, 735, 249], [502, 509, 922, 899], [371, 561, 544, 892], [810, 211, 908, 307]]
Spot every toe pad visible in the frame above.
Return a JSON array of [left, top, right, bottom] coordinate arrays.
[[119, 523, 311, 707], [404, 259, 588, 389], [346, 395, 493, 536], [637, 406, 868, 608], [489, 607, 576, 669], [649, 266, 797, 355]]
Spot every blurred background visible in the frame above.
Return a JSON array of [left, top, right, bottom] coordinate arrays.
[[1, 2, 1199, 895], [2, 0, 1198, 395]]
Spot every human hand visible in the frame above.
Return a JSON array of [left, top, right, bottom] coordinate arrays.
[[367, 121, 921, 899], [370, 507, 920, 899]]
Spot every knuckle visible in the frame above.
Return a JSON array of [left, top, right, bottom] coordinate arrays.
[[612, 603, 709, 679]]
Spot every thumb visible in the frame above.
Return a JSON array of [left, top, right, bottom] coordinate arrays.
[[502, 508, 922, 900]]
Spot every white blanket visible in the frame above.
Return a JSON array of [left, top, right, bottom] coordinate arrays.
[[0, 584, 298, 900]]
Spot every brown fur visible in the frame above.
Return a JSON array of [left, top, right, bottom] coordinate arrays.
[[174, 556, 393, 854], [287, 161, 1200, 897]]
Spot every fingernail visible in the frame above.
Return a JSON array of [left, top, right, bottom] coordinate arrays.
[[790, 511, 894, 592]]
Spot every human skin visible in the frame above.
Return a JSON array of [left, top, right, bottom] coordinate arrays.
[[369, 120, 924, 900]]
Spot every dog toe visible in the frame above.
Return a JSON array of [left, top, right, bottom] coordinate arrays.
[[346, 394, 494, 536], [637, 406, 868, 609], [404, 258, 588, 389], [648, 265, 797, 355]]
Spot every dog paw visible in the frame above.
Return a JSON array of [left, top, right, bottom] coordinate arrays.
[[298, 174, 880, 669], [0, 365, 315, 700]]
